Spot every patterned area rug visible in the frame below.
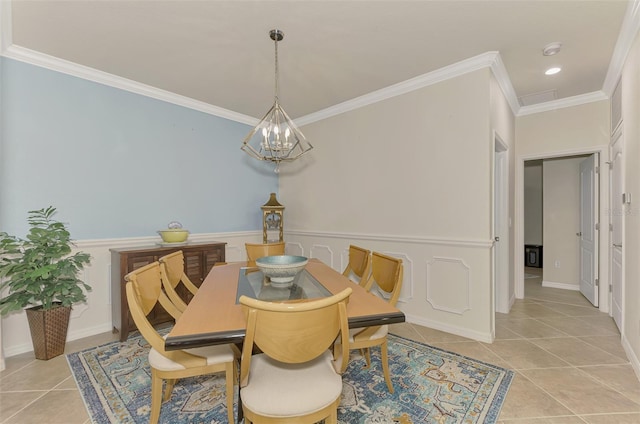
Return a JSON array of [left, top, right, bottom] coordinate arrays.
[[67, 332, 513, 423]]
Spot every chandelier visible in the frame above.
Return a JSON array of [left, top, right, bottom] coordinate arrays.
[[241, 29, 313, 173]]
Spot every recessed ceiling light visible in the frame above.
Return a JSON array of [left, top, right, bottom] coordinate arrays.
[[545, 67, 562, 75], [543, 42, 562, 56]]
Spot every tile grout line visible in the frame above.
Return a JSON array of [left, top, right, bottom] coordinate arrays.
[[0, 359, 38, 381], [572, 364, 640, 407], [493, 285, 630, 420], [501, 276, 636, 419], [0, 389, 51, 424]]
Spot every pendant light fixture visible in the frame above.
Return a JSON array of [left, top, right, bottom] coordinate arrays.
[[241, 29, 313, 173]]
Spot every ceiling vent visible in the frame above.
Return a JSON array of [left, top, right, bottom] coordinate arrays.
[[519, 89, 558, 106]]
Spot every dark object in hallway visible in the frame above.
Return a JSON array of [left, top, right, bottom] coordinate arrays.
[[525, 245, 543, 268]]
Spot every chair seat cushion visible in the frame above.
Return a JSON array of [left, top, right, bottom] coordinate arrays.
[[149, 343, 235, 372], [241, 350, 342, 417], [349, 324, 388, 342]]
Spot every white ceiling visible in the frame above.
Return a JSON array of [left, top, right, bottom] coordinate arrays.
[[4, 1, 636, 121]]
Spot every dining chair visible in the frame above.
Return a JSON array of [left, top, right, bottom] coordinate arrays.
[[339, 251, 403, 393], [158, 250, 199, 312], [342, 244, 372, 287], [245, 241, 285, 265], [125, 262, 237, 424], [238, 287, 353, 424]]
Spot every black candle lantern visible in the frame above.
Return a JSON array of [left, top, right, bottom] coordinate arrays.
[[261, 193, 284, 243]]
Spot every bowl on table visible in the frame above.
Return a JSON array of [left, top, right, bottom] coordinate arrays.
[[157, 229, 190, 243], [255, 255, 308, 285]]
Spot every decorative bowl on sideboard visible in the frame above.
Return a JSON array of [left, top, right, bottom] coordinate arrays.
[[157, 229, 190, 243]]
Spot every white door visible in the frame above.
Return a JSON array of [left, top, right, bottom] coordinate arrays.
[[579, 154, 599, 306], [610, 129, 624, 331], [494, 137, 509, 314]]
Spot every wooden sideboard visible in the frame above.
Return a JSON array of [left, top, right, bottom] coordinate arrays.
[[111, 241, 226, 341]]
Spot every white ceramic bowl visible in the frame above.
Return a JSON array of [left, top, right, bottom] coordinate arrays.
[[157, 229, 190, 243], [255, 255, 308, 284]]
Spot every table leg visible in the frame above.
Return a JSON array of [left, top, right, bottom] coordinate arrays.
[[235, 342, 244, 423]]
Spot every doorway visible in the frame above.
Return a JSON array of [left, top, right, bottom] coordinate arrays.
[[515, 147, 609, 313]]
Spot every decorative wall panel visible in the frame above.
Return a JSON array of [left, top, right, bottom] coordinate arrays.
[[310, 245, 334, 268], [286, 242, 304, 256], [426, 257, 471, 315]]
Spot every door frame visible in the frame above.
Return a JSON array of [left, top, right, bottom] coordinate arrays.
[[493, 132, 510, 314], [514, 145, 610, 312], [609, 125, 624, 332]]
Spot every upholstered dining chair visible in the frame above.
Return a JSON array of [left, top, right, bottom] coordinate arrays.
[[238, 287, 353, 424], [342, 244, 372, 287], [158, 250, 199, 312], [125, 262, 237, 424], [245, 241, 285, 265], [338, 251, 403, 393]]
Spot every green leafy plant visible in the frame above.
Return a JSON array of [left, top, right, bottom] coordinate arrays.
[[0, 206, 91, 315]]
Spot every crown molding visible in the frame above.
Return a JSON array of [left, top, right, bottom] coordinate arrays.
[[1, 0, 632, 125], [488, 52, 521, 115], [1, 44, 259, 126], [517, 91, 608, 116], [603, 0, 640, 95], [297, 51, 510, 126]]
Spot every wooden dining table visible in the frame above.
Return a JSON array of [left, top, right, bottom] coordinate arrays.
[[164, 258, 405, 350]]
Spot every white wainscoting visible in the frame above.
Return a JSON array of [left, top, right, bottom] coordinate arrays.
[[1, 231, 262, 358], [285, 230, 495, 343], [2, 229, 495, 358]]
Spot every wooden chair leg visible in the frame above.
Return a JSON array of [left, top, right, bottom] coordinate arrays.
[[326, 406, 338, 424], [225, 362, 236, 424], [381, 340, 394, 393], [362, 348, 371, 368], [163, 378, 176, 402], [150, 370, 163, 424]]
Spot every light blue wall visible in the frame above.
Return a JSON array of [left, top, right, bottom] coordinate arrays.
[[0, 58, 277, 239]]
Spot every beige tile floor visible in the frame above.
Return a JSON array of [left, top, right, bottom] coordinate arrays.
[[1, 267, 639, 423]]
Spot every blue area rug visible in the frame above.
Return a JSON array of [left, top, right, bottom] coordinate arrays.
[[67, 331, 513, 423]]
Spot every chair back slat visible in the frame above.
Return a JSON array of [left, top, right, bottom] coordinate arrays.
[[159, 251, 184, 289], [245, 242, 285, 263], [239, 288, 352, 386], [367, 252, 403, 307], [343, 245, 372, 286], [125, 261, 183, 320], [254, 307, 341, 363], [125, 262, 163, 316]]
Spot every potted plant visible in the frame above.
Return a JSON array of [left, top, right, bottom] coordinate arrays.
[[0, 206, 91, 360]]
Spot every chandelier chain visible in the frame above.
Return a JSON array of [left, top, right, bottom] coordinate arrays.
[[274, 33, 279, 104]]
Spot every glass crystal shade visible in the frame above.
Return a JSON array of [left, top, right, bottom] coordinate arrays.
[[241, 101, 312, 166]]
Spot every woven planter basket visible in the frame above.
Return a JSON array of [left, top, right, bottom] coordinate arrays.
[[25, 303, 71, 360]]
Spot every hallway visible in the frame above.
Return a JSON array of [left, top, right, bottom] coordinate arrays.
[[393, 267, 639, 422]]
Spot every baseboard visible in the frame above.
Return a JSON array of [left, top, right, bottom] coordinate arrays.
[[67, 323, 114, 343], [405, 313, 493, 343], [3, 322, 113, 358], [622, 335, 640, 382], [542, 280, 580, 291]]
